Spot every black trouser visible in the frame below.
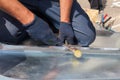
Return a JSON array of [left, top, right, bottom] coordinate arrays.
[[88, 0, 103, 11], [0, 11, 28, 44]]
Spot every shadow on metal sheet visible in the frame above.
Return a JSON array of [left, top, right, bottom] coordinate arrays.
[[0, 54, 26, 74], [0, 45, 119, 80]]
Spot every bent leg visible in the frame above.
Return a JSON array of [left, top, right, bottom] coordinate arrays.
[[71, 1, 96, 46]]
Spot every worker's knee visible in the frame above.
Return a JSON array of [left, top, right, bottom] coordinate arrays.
[[74, 30, 96, 47]]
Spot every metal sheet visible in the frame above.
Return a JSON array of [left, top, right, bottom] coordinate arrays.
[[0, 44, 120, 80], [0, 75, 21, 80]]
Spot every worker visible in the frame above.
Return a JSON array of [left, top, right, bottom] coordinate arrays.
[[0, 0, 96, 47]]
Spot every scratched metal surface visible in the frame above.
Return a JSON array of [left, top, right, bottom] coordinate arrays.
[[0, 44, 120, 80]]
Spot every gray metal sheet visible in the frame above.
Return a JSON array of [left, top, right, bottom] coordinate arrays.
[[0, 44, 120, 80]]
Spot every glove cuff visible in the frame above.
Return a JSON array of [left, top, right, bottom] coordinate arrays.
[[60, 22, 71, 26]]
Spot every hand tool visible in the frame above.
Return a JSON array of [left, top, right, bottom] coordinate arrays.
[[103, 17, 112, 24], [64, 45, 82, 58]]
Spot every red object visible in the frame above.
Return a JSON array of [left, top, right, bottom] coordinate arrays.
[[104, 14, 108, 20]]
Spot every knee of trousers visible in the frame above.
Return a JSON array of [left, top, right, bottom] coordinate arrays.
[[74, 30, 96, 47]]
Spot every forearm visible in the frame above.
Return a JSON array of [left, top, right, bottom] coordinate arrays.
[[0, 0, 34, 25], [60, 0, 73, 23]]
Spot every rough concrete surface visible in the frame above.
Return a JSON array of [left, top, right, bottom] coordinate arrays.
[[77, 0, 120, 48], [77, 0, 120, 17]]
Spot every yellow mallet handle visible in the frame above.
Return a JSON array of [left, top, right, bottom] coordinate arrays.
[[72, 49, 82, 58], [65, 45, 82, 58]]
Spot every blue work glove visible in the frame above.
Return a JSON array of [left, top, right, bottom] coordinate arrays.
[[25, 15, 62, 46], [59, 22, 75, 45]]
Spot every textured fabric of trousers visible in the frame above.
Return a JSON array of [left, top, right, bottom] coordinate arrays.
[[0, 11, 28, 44]]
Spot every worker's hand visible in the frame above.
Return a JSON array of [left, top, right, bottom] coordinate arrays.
[[25, 15, 62, 46], [59, 22, 75, 45]]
